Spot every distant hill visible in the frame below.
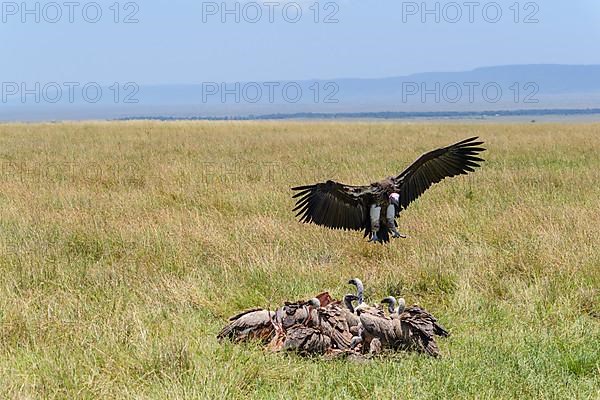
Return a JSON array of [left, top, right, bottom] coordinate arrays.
[[2, 65, 600, 121]]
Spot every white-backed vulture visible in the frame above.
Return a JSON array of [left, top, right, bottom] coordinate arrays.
[[382, 296, 450, 338]]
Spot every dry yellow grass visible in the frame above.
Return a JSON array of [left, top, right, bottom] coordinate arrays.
[[0, 121, 599, 399]]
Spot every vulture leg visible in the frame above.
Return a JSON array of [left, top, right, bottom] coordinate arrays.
[[386, 204, 407, 239], [369, 204, 382, 242]]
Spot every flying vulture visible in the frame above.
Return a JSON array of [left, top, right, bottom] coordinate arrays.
[[292, 137, 485, 243]]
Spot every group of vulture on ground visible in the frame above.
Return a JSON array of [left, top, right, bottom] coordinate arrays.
[[218, 279, 449, 358]]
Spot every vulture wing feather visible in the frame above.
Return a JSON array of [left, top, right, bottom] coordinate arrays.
[[393, 137, 486, 211], [291, 180, 373, 231]]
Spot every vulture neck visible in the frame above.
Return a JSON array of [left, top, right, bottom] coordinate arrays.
[[343, 296, 355, 313]]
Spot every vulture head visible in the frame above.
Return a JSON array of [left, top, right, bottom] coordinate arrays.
[[350, 334, 363, 349], [381, 296, 397, 314], [348, 278, 364, 304], [381, 296, 406, 314], [343, 294, 359, 313], [389, 192, 400, 208], [307, 298, 321, 308], [397, 297, 406, 313]]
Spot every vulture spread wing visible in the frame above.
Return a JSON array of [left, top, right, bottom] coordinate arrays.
[[291, 180, 373, 231], [393, 137, 485, 212]]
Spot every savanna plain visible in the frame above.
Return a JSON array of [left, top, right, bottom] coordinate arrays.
[[0, 121, 598, 399]]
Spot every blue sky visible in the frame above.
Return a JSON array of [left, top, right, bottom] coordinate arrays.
[[2, 0, 600, 84]]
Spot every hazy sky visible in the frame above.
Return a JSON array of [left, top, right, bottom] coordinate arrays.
[[2, 0, 600, 84]]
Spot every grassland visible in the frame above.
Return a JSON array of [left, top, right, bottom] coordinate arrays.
[[0, 121, 598, 399]]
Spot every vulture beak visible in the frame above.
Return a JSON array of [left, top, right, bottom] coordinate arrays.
[[389, 193, 400, 208]]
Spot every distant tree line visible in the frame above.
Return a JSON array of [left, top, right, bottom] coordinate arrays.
[[117, 108, 600, 122]]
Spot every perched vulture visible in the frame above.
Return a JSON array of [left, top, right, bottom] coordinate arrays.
[[350, 299, 389, 354], [292, 137, 485, 243], [342, 294, 361, 335], [382, 296, 450, 338], [376, 296, 449, 357], [345, 278, 383, 353]]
